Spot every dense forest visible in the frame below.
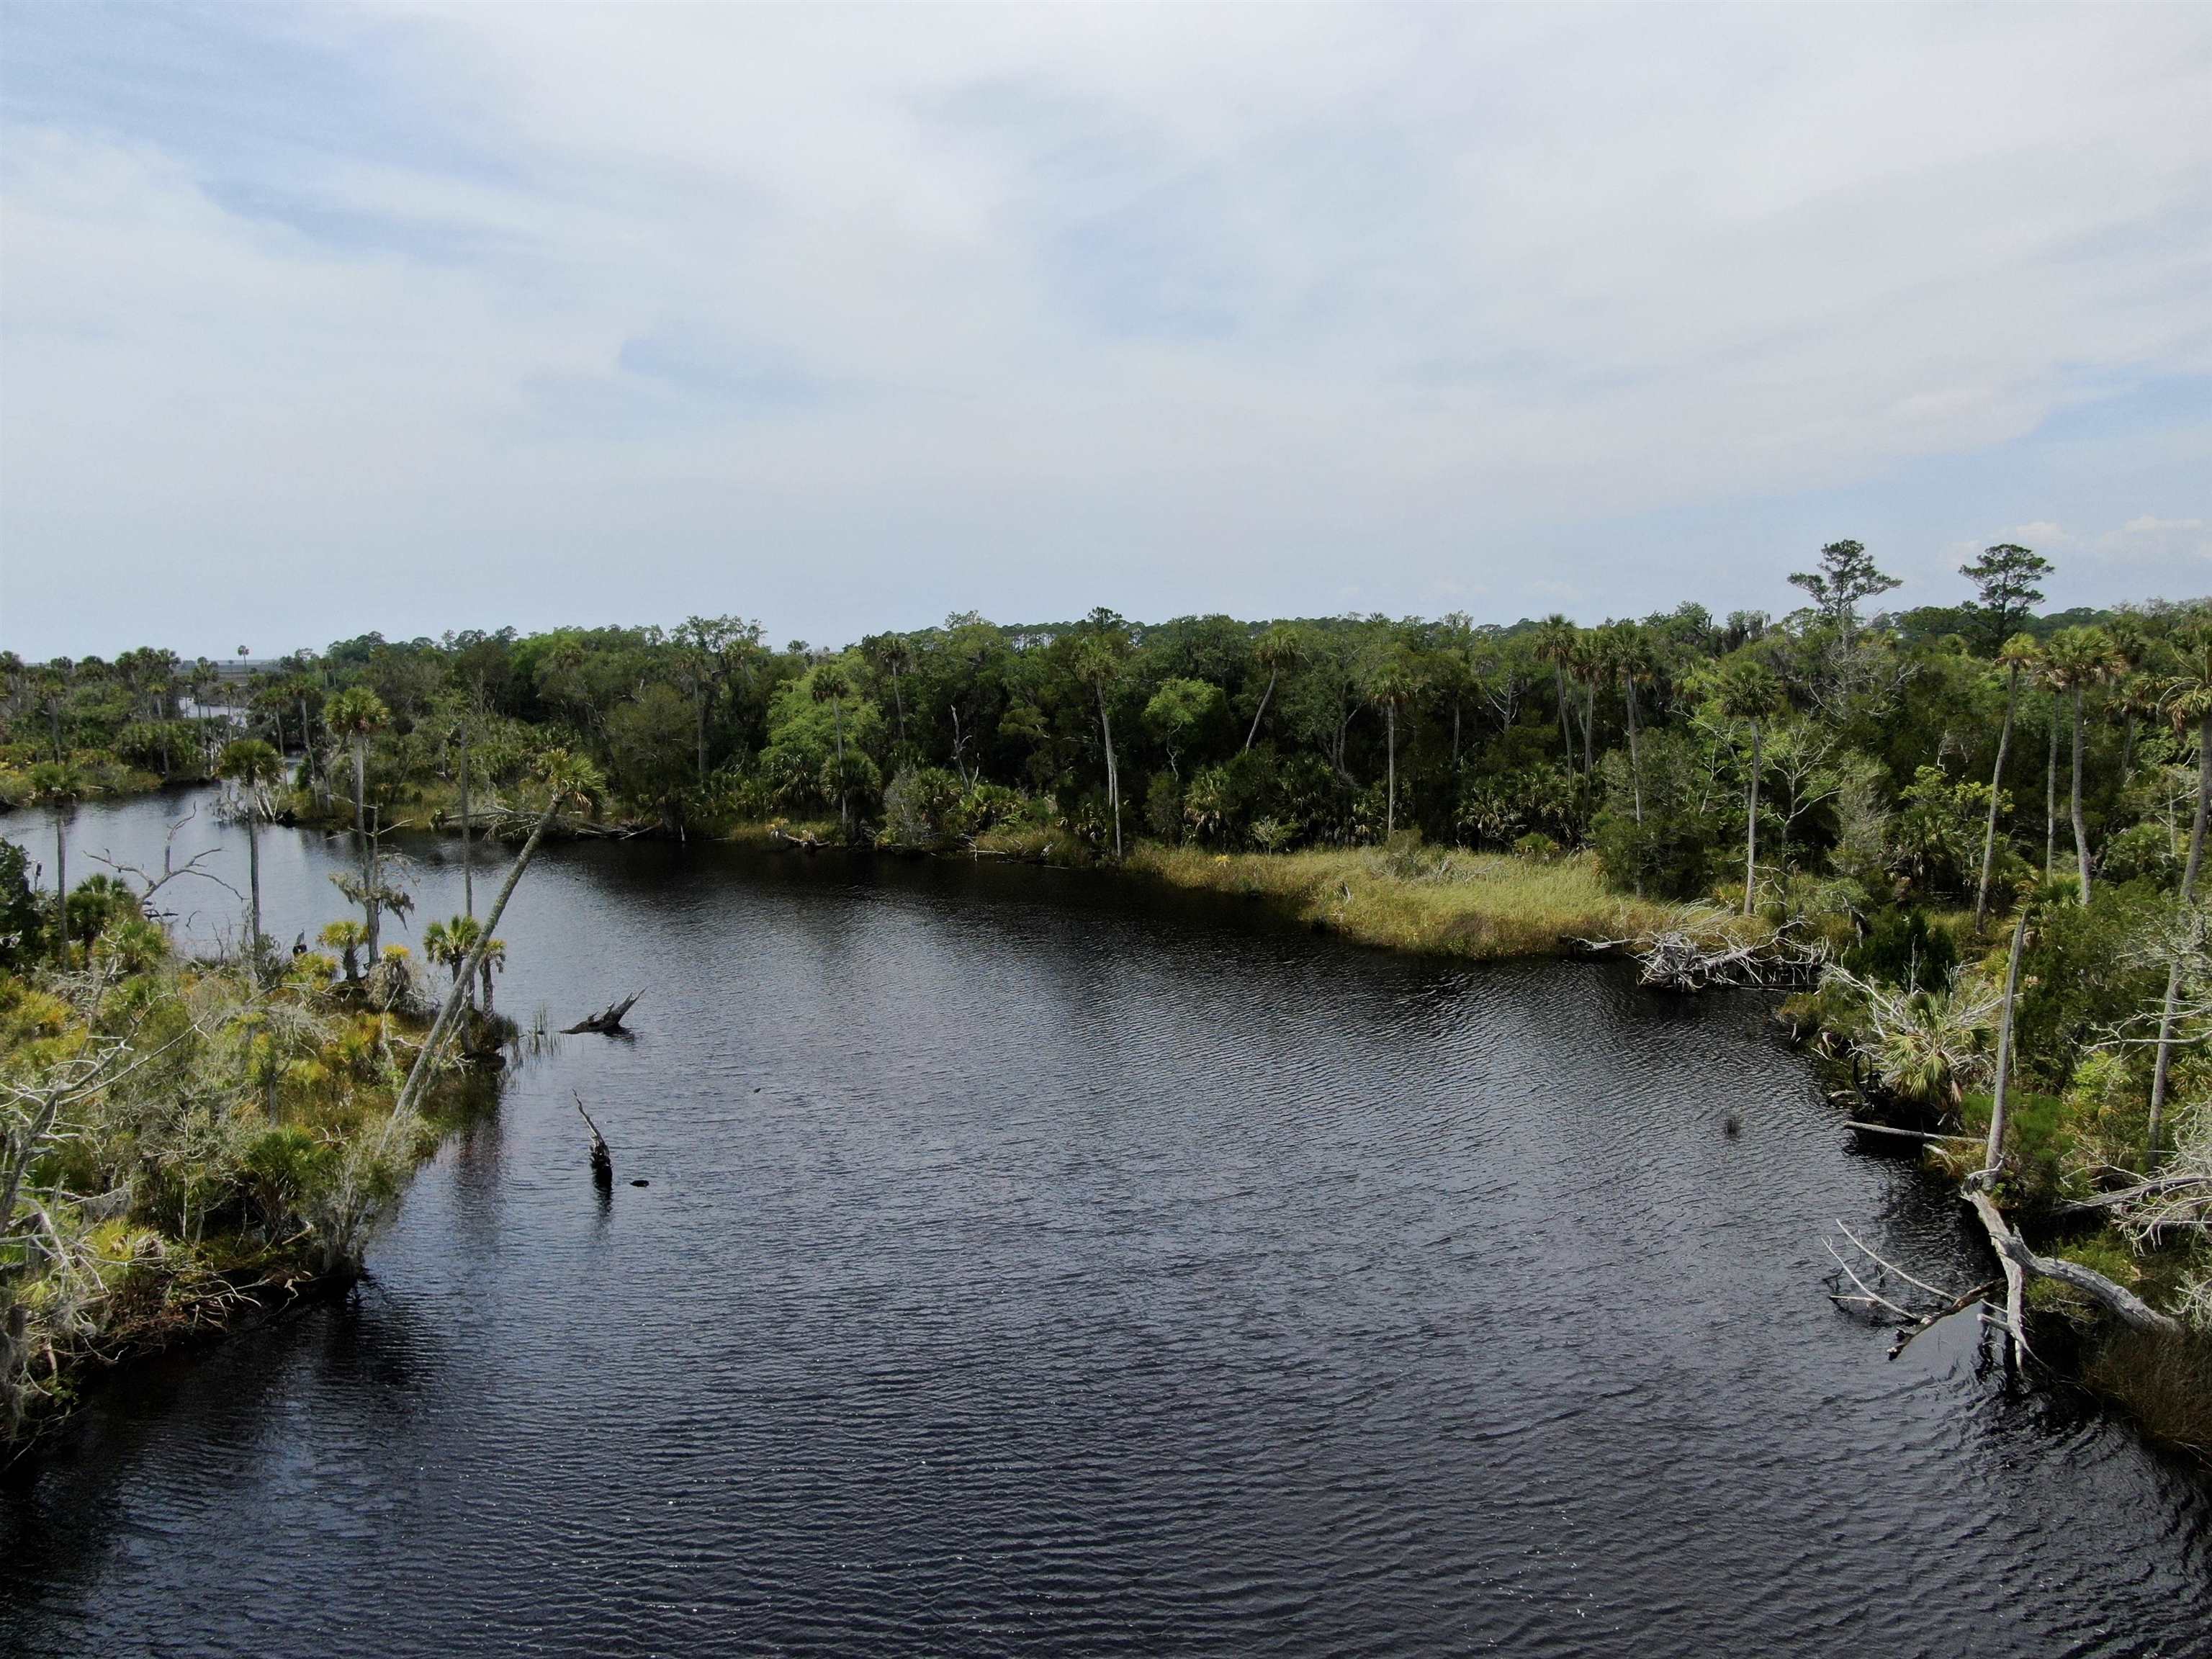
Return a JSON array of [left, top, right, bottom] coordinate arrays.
[[6, 538, 2212, 1450]]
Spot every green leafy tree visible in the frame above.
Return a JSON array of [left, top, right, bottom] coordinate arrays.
[[1144, 678, 1225, 781], [1960, 542, 2052, 652], [1788, 539, 1899, 640]]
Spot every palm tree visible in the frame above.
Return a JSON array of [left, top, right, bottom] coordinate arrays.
[[2039, 626, 2122, 904], [1532, 615, 1579, 770], [1712, 658, 1786, 915], [1568, 631, 1605, 774], [810, 663, 853, 835], [323, 686, 392, 953], [1974, 634, 2040, 930], [24, 761, 84, 965], [1367, 651, 1423, 840], [1243, 623, 1308, 752], [382, 749, 605, 1141], [477, 932, 507, 1016], [217, 737, 284, 955], [1601, 623, 1656, 825], [1071, 613, 1133, 858], [2146, 627, 2212, 1160], [319, 919, 367, 984], [422, 915, 482, 1012]]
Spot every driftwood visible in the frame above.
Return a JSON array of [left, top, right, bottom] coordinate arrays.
[[1580, 909, 1823, 993], [562, 992, 642, 1035], [575, 1094, 612, 1184], [770, 826, 828, 852]]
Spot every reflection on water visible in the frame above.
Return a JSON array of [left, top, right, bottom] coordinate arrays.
[[2, 791, 2206, 1657]]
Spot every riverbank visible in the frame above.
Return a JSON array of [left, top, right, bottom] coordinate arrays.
[[1, 935, 498, 1452]]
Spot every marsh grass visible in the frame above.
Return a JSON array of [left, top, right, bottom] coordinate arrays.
[[1126, 843, 1704, 961]]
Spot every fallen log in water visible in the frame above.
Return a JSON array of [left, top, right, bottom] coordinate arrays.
[[1965, 1189, 2180, 1351], [562, 992, 643, 1035]]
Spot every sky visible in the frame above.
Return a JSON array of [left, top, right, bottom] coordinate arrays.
[[1, 2, 2208, 661]]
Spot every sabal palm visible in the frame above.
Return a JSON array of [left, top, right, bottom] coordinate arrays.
[[2039, 626, 2122, 905], [1600, 623, 1657, 824], [423, 914, 482, 1010], [1532, 616, 1578, 769], [1974, 634, 2040, 930], [1244, 624, 1308, 752], [811, 664, 852, 832], [323, 685, 392, 953], [1368, 655, 1424, 839]]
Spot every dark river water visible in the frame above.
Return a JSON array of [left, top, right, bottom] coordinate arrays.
[[3, 790, 2206, 1656]]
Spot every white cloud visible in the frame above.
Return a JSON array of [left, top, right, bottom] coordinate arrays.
[[1, 4, 2208, 652]]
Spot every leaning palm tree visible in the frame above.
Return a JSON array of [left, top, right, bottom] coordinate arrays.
[[2039, 626, 2123, 904], [323, 686, 392, 953], [1711, 658, 1787, 915], [384, 750, 603, 1135], [2146, 627, 2212, 1160], [1532, 615, 1579, 770], [217, 737, 284, 955], [1974, 634, 2041, 930], [1243, 623, 1309, 752]]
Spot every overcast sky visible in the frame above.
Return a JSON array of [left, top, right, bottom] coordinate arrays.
[[2, 3, 2207, 660]]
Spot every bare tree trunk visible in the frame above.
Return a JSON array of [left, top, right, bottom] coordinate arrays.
[[1243, 670, 1278, 753], [1554, 665, 1573, 769], [1582, 680, 1595, 774], [2045, 710, 2058, 881], [890, 667, 906, 747], [1096, 685, 1121, 859], [245, 810, 262, 953], [2070, 687, 2092, 906], [51, 811, 68, 966], [832, 698, 848, 834], [1974, 665, 2019, 930], [354, 739, 379, 959], [1385, 703, 1397, 839], [1986, 904, 2030, 1175], [459, 725, 474, 920], [2146, 712, 2211, 1162], [1624, 678, 1643, 826], [1742, 719, 1762, 917]]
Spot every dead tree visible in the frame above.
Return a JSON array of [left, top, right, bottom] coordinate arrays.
[[562, 992, 642, 1035], [575, 1094, 612, 1184]]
